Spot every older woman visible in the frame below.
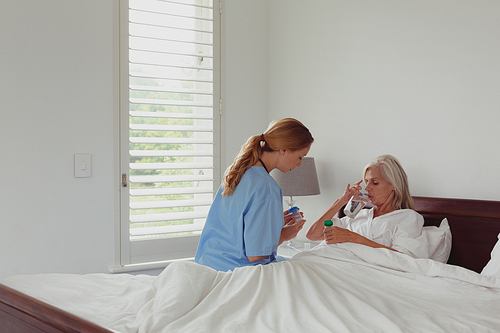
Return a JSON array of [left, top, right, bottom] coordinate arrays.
[[306, 154, 428, 258]]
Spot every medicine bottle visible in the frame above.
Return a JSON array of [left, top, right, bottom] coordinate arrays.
[[288, 206, 304, 223]]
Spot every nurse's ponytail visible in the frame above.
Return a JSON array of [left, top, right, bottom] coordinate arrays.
[[222, 118, 313, 197]]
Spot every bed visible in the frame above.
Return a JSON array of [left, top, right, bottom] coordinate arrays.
[[1, 196, 500, 332]]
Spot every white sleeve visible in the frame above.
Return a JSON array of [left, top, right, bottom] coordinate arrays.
[[331, 216, 350, 228], [391, 210, 429, 259]]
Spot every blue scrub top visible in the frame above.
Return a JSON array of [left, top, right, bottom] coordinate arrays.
[[195, 166, 284, 271]]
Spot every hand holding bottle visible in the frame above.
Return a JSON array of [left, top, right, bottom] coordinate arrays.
[[288, 206, 304, 223], [323, 219, 360, 245]]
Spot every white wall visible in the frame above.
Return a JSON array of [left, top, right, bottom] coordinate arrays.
[[223, 0, 270, 168], [0, 1, 116, 280], [267, 0, 500, 241]]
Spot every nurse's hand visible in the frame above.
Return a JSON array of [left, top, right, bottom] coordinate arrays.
[[284, 210, 294, 225], [284, 210, 304, 225], [279, 219, 306, 244]]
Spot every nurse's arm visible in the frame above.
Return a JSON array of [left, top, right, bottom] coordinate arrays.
[[247, 217, 307, 262], [248, 255, 268, 263]]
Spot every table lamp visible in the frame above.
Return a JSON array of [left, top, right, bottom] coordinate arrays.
[[270, 157, 321, 209], [270, 157, 321, 251]]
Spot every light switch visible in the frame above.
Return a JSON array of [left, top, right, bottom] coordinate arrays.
[[75, 153, 92, 178]]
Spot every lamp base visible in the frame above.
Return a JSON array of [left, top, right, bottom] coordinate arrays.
[[281, 240, 302, 252], [284, 196, 302, 252]]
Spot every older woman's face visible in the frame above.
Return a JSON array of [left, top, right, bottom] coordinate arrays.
[[364, 167, 395, 207]]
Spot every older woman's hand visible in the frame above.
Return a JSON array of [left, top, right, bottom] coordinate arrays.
[[324, 225, 399, 253], [339, 180, 363, 205], [324, 226, 359, 244]]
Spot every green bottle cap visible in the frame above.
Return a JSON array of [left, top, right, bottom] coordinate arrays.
[[324, 220, 333, 227]]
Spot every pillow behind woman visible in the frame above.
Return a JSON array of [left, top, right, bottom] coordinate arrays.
[[481, 233, 500, 278]]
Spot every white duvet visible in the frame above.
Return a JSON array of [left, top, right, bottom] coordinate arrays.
[[4, 243, 500, 333]]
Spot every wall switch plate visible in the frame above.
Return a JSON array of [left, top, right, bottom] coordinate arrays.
[[74, 153, 92, 178]]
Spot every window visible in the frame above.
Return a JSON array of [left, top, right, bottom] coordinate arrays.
[[118, 0, 221, 267]]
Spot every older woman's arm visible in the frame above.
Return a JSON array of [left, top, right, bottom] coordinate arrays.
[[324, 227, 398, 252], [306, 181, 363, 241], [306, 198, 346, 241], [324, 210, 427, 257]]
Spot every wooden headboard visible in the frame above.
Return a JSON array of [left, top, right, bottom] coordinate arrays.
[[413, 196, 500, 273]]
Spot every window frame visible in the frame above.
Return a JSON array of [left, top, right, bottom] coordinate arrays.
[[113, 0, 222, 271]]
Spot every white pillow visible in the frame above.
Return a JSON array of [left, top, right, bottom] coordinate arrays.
[[423, 218, 452, 263], [481, 233, 500, 277]]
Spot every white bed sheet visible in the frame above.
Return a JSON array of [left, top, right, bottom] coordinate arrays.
[[4, 243, 500, 333]]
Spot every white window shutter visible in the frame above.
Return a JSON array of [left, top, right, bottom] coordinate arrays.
[[120, 0, 220, 265]]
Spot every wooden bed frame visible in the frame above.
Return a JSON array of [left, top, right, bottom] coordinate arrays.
[[1, 196, 500, 332]]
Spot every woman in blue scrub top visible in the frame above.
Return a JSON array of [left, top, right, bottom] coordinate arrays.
[[195, 118, 314, 271]]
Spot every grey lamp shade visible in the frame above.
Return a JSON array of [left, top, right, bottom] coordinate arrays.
[[270, 157, 321, 197]]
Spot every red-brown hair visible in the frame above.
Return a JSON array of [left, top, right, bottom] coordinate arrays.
[[222, 118, 314, 196]]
